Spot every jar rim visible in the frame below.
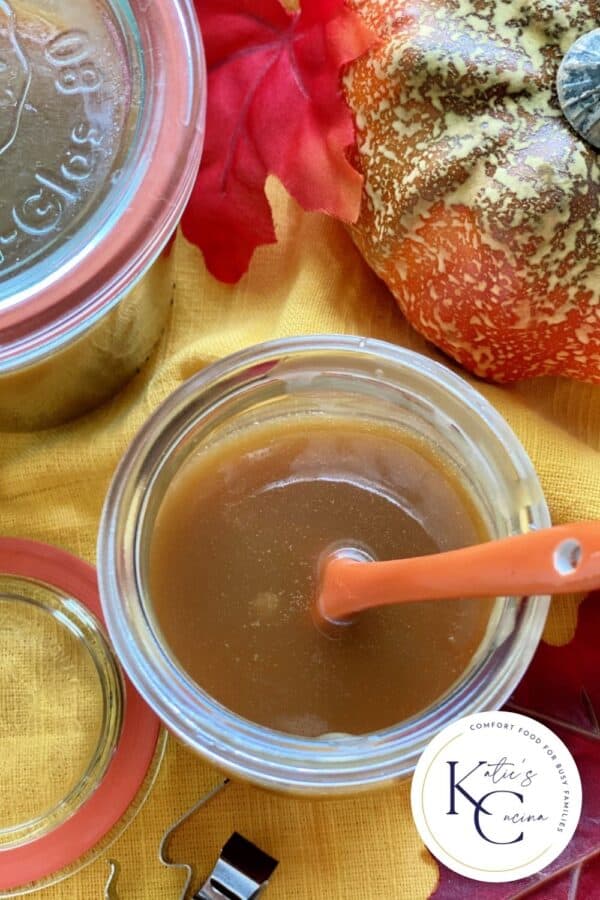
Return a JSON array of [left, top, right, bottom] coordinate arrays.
[[0, 0, 205, 371], [98, 336, 551, 793]]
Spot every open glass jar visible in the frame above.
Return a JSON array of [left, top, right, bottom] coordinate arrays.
[[0, 0, 205, 430], [98, 336, 551, 796]]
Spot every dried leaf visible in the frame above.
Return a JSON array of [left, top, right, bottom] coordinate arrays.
[[183, 0, 375, 282]]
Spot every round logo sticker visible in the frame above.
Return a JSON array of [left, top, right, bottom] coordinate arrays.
[[411, 712, 582, 882]]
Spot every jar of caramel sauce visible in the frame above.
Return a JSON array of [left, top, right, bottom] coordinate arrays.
[[0, 0, 205, 429], [99, 337, 551, 795]]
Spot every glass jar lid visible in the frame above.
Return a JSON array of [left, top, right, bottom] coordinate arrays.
[[0, 0, 205, 370], [0, 538, 163, 895]]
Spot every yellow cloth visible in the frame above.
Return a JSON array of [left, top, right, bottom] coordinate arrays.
[[1, 180, 599, 899]]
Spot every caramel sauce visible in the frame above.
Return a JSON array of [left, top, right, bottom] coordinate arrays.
[[149, 417, 493, 736]]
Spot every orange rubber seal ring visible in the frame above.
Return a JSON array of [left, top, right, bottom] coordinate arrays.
[[0, 538, 161, 890]]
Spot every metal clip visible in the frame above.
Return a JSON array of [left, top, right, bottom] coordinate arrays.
[[103, 860, 119, 900], [194, 831, 278, 900], [159, 778, 278, 899], [159, 779, 231, 900], [102, 777, 278, 899]]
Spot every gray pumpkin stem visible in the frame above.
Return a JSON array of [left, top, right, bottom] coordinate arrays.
[[557, 27, 600, 150]]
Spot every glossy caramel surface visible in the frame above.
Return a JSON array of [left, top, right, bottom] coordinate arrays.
[[149, 417, 492, 736]]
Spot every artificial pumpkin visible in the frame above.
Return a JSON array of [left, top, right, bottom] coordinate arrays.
[[344, 0, 600, 383]]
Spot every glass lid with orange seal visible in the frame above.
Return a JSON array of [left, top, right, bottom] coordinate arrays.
[[0, 0, 205, 368], [0, 538, 164, 896]]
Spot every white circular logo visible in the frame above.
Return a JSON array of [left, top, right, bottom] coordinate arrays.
[[410, 712, 582, 882]]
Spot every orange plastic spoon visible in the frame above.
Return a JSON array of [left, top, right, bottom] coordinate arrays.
[[317, 521, 600, 624]]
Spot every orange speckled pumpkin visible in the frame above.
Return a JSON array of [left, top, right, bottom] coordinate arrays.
[[344, 0, 600, 383]]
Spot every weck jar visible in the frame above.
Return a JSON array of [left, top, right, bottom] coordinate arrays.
[[0, 0, 205, 430], [98, 336, 551, 796]]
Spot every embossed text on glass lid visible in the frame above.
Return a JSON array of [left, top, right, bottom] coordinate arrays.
[[0, 0, 137, 295]]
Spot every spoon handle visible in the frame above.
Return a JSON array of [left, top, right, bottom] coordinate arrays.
[[319, 521, 600, 621]]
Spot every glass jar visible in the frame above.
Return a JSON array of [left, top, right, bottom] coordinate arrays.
[[0, 0, 205, 430], [98, 336, 551, 796]]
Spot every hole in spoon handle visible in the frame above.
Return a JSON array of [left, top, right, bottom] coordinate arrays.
[[553, 539, 582, 576]]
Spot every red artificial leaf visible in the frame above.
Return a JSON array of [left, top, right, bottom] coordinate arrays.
[[183, 0, 375, 282], [430, 593, 600, 900]]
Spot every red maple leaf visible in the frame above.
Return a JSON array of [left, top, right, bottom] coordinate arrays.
[[430, 593, 600, 899], [183, 0, 375, 283]]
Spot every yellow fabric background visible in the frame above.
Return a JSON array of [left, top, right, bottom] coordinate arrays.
[[1, 180, 599, 898]]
